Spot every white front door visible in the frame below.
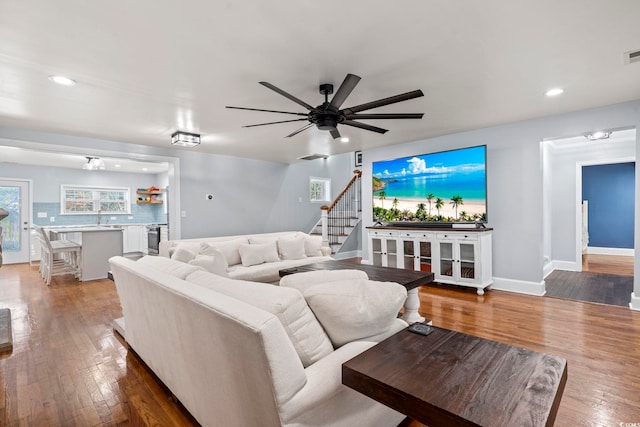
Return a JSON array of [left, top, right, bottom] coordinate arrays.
[[0, 179, 31, 264]]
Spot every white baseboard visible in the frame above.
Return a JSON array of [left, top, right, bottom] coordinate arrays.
[[491, 277, 546, 296], [332, 250, 362, 260], [630, 292, 640, 311], [586, 246, 635, 256], [552, 260, 580, 272], [543, 262, 554, 279]]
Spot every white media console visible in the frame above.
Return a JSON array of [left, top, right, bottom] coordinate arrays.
[[366, 226, 493, 295]]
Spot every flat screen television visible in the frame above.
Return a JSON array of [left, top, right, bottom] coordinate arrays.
[[372, 145, 487, 224]]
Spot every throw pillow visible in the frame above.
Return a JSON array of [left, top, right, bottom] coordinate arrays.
[[198, 243, 229, 275], [277, 235, 307, 260], [199, 238, 247, 266], [185, 270, 334, 367], [304, 235, 324, 257], [238, 242, 280, 267], [171, 244, 198, 263], [300, 279, 407, 348], [188, 254, 229, 277]]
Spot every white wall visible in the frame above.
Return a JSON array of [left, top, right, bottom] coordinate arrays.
[[362, 100, 640, 295]]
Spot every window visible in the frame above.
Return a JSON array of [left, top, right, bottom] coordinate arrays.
[[61, 185, 131, 214], [310, 177, 331, 202]]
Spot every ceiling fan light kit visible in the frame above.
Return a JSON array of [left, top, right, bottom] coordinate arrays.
[[227, 74, 424, 139], [171, 131, 201, 147]]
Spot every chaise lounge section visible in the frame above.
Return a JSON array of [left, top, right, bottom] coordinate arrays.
[[109, 255, 409, 426]]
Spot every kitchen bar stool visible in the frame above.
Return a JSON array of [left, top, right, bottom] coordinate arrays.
[[34, 226, 82, 285]]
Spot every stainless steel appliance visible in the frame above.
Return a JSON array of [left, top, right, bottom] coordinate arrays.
[[147, 224, 160, 255]]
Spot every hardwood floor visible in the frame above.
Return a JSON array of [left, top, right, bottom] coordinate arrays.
[[582, 254, 634, 276], [2, 262, 640, 426], [545, 270, 633, 307]]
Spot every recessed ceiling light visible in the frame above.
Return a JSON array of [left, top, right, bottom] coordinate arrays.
[[48, 75, 77, 86], [545, 88, 564, 97], [340, 137, 350, 143], [586, 131, 611, 141], [142, 167, 148, 171], [115, 164, 121, 168]]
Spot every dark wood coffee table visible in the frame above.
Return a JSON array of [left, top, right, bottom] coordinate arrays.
[[279, 260, 433, 323], [343, 326, 567, 427]]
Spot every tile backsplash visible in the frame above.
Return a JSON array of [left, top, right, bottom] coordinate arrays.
[[33, 202, 167, 226]]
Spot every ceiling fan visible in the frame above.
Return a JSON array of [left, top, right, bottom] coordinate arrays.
[[226, 74, 424, 139]]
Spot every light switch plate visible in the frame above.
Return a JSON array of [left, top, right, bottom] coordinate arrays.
[[37, 212, 47, 218], [49, 217, 55, 222]]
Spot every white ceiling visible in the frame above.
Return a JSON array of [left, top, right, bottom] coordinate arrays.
[[1, 1, 640, 164]]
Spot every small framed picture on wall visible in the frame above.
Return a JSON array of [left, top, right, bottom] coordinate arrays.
[[355, 150, 362, 167]]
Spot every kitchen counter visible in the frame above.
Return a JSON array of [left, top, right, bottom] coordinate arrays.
[[50, 227, 123, 281]]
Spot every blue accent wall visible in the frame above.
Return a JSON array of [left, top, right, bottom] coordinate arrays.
[[582, 162, 635, 249]]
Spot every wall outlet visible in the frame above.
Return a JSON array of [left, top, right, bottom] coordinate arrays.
[[110, 216, 117, 220], [181, 210, 187, 218], [37, 212, 47, 218], [49, 216, 55, 222], [205, 194, 214, 200], [128, 216, 133, 220]]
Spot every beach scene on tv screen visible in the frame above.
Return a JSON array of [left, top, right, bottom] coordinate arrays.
[[373, 145, 487, 223]]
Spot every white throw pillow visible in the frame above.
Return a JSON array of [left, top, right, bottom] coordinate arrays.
[[199, 238, 247, 266], [304, 235, 324, 257], [300, 279, 407, 348], [238, 242, 280, 267], [170, 244, 198, 263], [188, 254, 229, 277], [277, 235, 307, 260], [185, 270, 334, 367], [138, 255, 204, 279]]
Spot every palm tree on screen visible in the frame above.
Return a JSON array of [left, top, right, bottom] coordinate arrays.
[[435, 197, 444, 216], [450, 195, 464, 219], [426, 193, 435, 215], [378, 191, 386, 209]]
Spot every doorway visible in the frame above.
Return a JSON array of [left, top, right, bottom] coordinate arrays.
[[0, 179, 31, 264], [542, 128, 636, 307]]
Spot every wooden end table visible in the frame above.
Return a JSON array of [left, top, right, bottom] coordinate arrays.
[[279, 260, 434, 323], [343, 326, 567, 427]]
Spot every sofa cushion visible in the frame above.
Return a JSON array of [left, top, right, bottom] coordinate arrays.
[[171, 243, 199, 263], [239, 242, 280, 267], [304, 235, 324, 257], [227, 256, 333, 283], [188, 254, 229, 277], [197, 244, 229, 275], [279, 269, 369, 289], [200, 238, 247, 266], [293, 279, 407, 348], [138, 255, 204, 279], [278, 235, 307, 260], [185, 270, 334, 367]]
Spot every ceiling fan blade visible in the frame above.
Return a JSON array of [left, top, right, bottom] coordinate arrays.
[[344, 113, 424, 120], [330, 128, 341, 139], [342, 90, 424, 114], [342, 120, 388, 134], [259, 81, 314, 111], [329, 74, 361, 109], [243, 118, 308, 128], [226, 106, 307, 116], [286, 123, 315, 138]]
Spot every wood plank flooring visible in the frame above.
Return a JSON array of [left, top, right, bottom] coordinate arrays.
[[2, 262, 640, 426], [582, 254, 634, 276]]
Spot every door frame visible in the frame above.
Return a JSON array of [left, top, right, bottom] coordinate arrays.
[[0, 177, 33, 264]]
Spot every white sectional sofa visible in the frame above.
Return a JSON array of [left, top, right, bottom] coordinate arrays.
[[109, 255, 409, 427], [159, 231, 332, 283]]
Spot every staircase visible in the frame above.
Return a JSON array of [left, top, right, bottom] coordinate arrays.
[[310, 170, 362, 255]]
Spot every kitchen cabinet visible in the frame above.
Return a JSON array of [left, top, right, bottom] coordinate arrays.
[[367, 227, 492, 295], [122, 225, 147, 254]]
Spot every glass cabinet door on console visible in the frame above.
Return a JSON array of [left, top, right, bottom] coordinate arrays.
[[435, 233, 479, 285], [399, 231, 435, 272], [369, 230, 399, 267]]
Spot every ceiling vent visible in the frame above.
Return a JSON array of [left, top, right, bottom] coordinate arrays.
[[297, 154, 329, 161], [624, 49, 640, 65]]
